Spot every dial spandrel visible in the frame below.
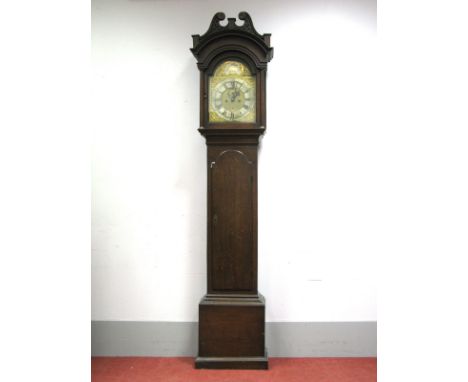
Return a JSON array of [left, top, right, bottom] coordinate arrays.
[[209, 61, 256, 123]]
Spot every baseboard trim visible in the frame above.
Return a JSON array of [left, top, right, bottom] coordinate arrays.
[[92, 321, 376, 357]]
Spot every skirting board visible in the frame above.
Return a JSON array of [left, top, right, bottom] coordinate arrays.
[[92, 321, 376, 357]]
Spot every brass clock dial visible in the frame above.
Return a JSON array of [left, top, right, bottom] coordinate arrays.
[[209, 60, 256, 123]]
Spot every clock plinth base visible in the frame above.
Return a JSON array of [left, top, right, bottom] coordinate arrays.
[[196, 293, 268, 370], [195, 351, 268, 370]]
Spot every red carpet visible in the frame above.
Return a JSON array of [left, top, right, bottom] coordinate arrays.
[[92, 357, 376, 382]]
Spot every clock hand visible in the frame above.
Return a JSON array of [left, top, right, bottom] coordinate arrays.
[[230, 90, 238, 102], [230, 89, 240, 102]]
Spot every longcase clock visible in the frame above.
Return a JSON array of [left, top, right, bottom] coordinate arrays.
[[190, 12, 273, 370]]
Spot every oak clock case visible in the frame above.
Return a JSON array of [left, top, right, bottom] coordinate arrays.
[[191, 12, 273, 370]]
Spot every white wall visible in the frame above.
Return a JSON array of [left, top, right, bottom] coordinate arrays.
[[92, 0, 377, 322]]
